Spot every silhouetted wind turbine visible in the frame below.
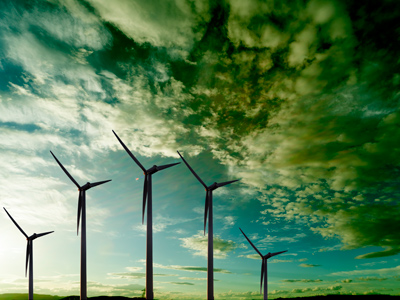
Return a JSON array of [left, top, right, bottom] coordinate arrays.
[[3, 208, 53, 300], [113, 130, 180, 300], [50, 151, 111, 300], [239, 227, 287, 300], [177, 151, 239, 300]]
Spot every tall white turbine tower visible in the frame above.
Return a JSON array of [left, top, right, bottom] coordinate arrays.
[[178, 151, 239, 300], [113, 130, 180, 300], [50, 151, 111, 300], [3, 208, 53, 300], [239, 228, 287, 300]]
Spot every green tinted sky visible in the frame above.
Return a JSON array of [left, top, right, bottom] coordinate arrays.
[[0, 0, 400, 299]]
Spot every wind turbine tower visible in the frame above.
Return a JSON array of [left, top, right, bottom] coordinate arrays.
[[239, 227, 287, 300], [178, 151, 239, 300], [113, 130, 180, 300], [3, 208, 53, 300], [50, 151, 111, 300]]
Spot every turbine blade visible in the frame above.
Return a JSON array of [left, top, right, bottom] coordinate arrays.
[[35, 231, 54, 238], [270, 250, 288, 257], [177, 151, 207, 189], [142, 175, 148, 224], [260, 259, 264, 294], [90, 180, 112, 188], [3, 208, 28, 239], [77, 191, 82, 235], [156, 162, 180, 171], [50, 151, 80, 189], [112, 130, 146, 172], [25, 241, 30, 277], [239, 227, 263, 257], [204, 191, 209, 235], [216, 179, 240, 188]]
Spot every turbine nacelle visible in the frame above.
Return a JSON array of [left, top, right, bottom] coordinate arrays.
[[146, 165, 158, 175], [206, 179, 240, 191], [28, 231, 54, 241], [80, 182, 92, 190], [264, 250, 288, 259], [264, 252, 274, 259], [79, 180, 111, 191], [144, 163, 180, 175], [206, 182, 218, 191]]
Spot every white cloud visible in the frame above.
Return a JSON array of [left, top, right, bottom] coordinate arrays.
[[300, 264, 321, 268], [133, 214, 193, 234], [258, 232, 307, 245], [179, 231, 237, 259], [179, 277, 206, 281], [153, 262, 232, 274], [238, 253, 259, 260], [37, 0, 111, 50], [222, 215, 236, 229], [330, 265, 400, 277], [87, 0, 210, 51]]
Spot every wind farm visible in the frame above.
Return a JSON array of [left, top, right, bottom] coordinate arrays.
[[1, 135, 399, 300], [1, 0, 400, 299]]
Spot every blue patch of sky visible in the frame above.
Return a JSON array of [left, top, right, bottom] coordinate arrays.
[[0, 61, 27, 92], [98, 76, 120, 105], [28, 22, 80, 57], [0, 122, 88, 148], [0, 121, 41, 132]]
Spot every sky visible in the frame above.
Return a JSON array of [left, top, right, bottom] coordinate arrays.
[[0, 0, 399, 299]]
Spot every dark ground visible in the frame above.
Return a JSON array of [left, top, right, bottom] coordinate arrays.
[[275, 295, 400, 300], [60, 297, 144, 300], [0, 295, 144, 300], [1, 294, 399, 300]]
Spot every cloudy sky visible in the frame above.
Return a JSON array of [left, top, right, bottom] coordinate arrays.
[[0, 0, 399, 299]]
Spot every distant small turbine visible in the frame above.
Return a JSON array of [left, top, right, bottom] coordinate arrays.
[[239, 227, 287, 300], [3, 208, 53, 300], [177, 151, 239, 300], [113, 130, 180, 300], [50, 151, 111, 300]]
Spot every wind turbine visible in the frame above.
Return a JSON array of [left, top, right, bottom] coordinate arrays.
[[239, 227, 287, 300], [112, 130, 180, 300], [177, 151, 239, 300], [3, 208, 53, 300], [50, 151, 111, 300]]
